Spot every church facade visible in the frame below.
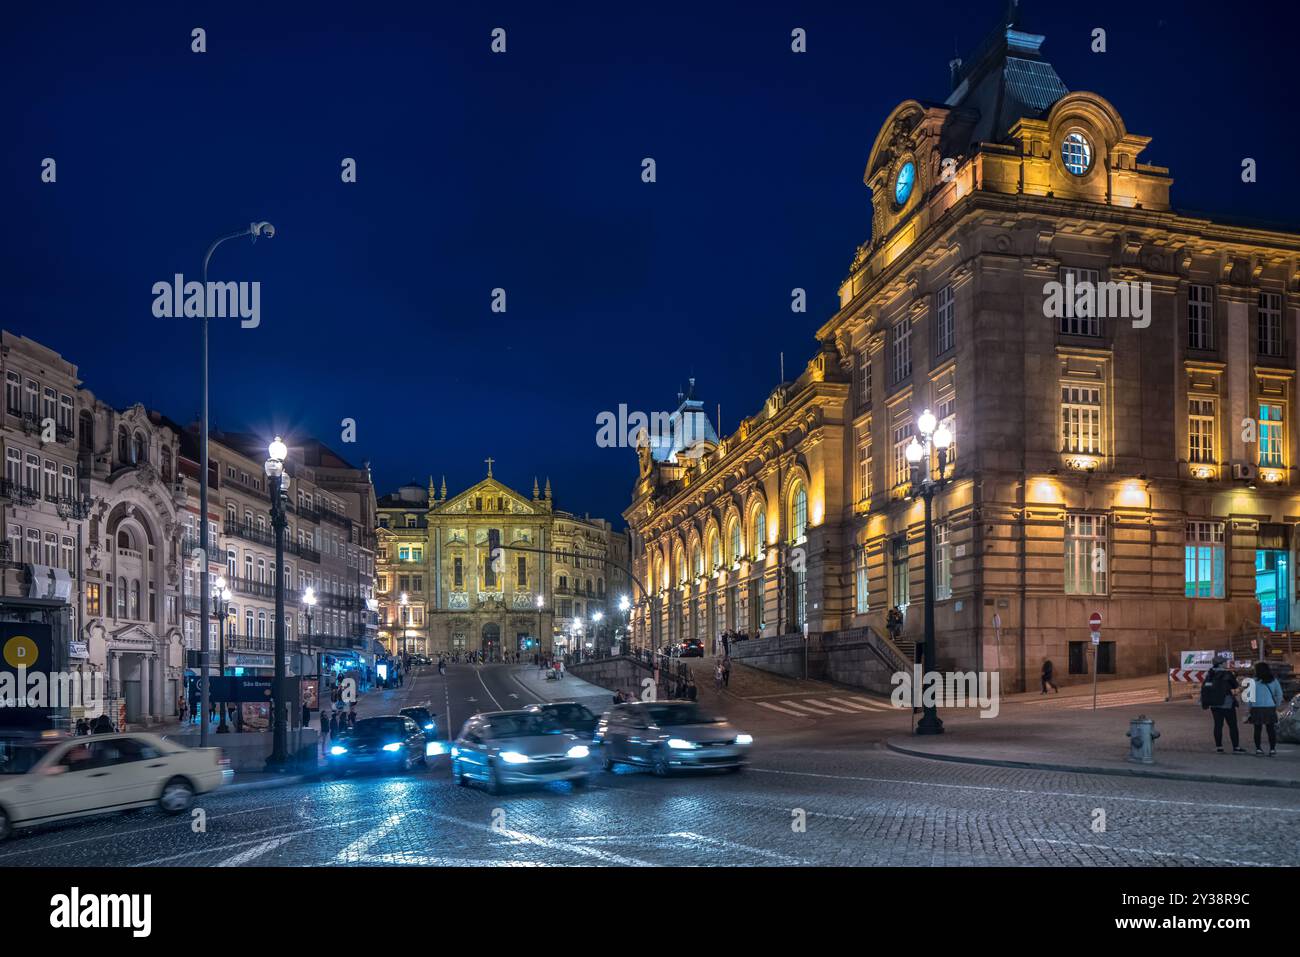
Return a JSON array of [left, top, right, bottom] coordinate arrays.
[[375, 466, 628, 657], [626, 12, 1300, 690]]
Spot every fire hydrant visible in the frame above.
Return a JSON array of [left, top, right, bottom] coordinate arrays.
[[1126, 715, 1159, 764]]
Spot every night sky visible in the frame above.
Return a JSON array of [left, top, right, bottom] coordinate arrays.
[[4, 1, 1298, 526]]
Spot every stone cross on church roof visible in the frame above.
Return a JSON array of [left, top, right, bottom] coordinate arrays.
[[484, 456, 494, 478]]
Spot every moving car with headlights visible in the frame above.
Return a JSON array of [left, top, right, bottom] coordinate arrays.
[[450, 711, 590, 794], [522, 701, 600, 742], [327, 715, 427, 775], [678, 637, 705, 657], [399, 706, 440, 743], [0, 732, 229, 841], [597, 701, 751, 775]]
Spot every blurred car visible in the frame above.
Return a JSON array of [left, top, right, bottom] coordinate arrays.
[[523, 701, 600, 741], [328, 716, 427, 775], [678, 638, 705, 657], [597, 701, 751, 775], [450, 711, 589, 794], [399, 706, 445, 754], [0, 732, 229, 841]]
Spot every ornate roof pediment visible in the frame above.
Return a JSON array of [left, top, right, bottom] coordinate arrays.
[[440, 478, 538, 515]]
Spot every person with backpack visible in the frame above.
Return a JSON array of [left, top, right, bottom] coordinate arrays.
[[1040, 660, 1058, 694], [1245, 661, 1284, 756], [1202, 656, 1245, 753]]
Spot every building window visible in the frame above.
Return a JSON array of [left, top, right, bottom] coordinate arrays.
[[1259, 403, 1284, 468], [1061, 384, 1102, 454], [935, 284, 955, 355], [856, 431, 872, 504], [86, 583, 101, 616], [891, 319, 912, 384], [934, 522, 952, 600], [5, 448, 20, 487], [1259, 292, 1283, 357], [789, 485, 808, 545], [728, 518, 741, 566], [753, 509, 766, 559], [517, 557, 527, 588], [4, 372, 19, 414], [892, 421, 915, 487], [1061, 131, 1092, 175], [858, 351, 872, 412], [1064, 513, 1108, 596], [1188, 397, 1216, 464], [891, 535, 909, 610], [453, 556, 464, 588], [936, 393, 956, 465], [855, 547, 870, 615], [710, 534, 721, 573], [1058, 267, 1101, 336], [1188, 284, 1214, 350], [1185, 521, 1226, 599]]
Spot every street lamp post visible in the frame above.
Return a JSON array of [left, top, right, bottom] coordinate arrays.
[[303, 586, 317, 705], [264, 436, 290, 769], [398, 592, 409, 667], [215, 578, 232, 733], [592, 611, 604, 656], [198, 222, 274, 748], [618, 594, 630, 654], [906, 409, 953, 736]]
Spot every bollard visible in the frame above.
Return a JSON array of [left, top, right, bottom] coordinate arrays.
[[1125, 714, 1159, 764]]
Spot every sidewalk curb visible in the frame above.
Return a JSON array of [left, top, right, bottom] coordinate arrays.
[[885, 739, 1300, 790], [220, 771, 322, 796]]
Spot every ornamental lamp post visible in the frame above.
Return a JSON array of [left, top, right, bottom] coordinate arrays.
[[264, 435, 290, 770], [215, 578, 232, 733], [906, 409, 953, 736], [302, 585, 317, 701]]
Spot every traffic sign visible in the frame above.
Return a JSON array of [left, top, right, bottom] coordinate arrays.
[[1088, 612, 1102, 630], [1091, 632, 1100, 644]]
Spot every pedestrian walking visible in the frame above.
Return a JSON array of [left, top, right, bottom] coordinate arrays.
[[319, 708, 329, 746], [1201, 656, 1244, 753], [721, 631, 731, 657], [714, 661, 723, 690], [329, 711, 339, 738], [1040, 660, 1058, 694], [1246, 662, 1284, 756], [301, 702, 311, 729], [178, 698, 189, 726], [722, 655, 732, 688]]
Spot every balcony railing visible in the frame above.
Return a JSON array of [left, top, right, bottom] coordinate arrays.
[[224, 520, 322, 563], [0, 479, 39, 506]]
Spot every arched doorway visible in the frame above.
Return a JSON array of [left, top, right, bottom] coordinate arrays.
[[481, 623, 500, 659]]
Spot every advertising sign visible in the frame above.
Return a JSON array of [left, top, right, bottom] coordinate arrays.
[[1179, 650, 1215, 669]]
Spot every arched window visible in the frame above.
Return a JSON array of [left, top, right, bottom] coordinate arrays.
[[752, 507, 767, 558], [118, 428, 130, 464], [116, 577, 127, 617], [710, 532, 721, 572], [116, 528, 132, 551], [132, 432, 147, 464], [245, 610, 254, 637], [676, 550, 686, 588], [789, 484, 808, 544], [597, 577, 604, 595], [160, 446, 172, 482], [257, 611, 267, 639], [130, 580, 140, 618], [729, 518, 742, 565]]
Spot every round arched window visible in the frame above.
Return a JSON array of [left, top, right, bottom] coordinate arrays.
[[1061, 131, 1093, 175]]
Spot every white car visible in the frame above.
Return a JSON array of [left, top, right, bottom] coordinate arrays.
[[0, 732, 230, 841]]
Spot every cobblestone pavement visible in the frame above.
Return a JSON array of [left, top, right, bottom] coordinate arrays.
[[2, 665, 1296, 867]]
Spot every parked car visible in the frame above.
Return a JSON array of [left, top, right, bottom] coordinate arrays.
[[328, 716, 427, 775], [0, 732, 229, 841], [523, 701, 600, 741], [678, 638, 705, 657], [596, 701, 752, 775], [450, 711, 589, 794]]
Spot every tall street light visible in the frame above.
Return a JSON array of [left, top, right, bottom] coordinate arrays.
[[618, 594, 630, 652], [906, 409, 953, 736], [215, 577, 232, 733], [398, 592, 409, 668], [198, 221, 274, 748], [264, 435, 290, 769]]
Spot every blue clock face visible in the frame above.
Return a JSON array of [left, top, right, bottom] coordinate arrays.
[[894, 161, 916, 206]]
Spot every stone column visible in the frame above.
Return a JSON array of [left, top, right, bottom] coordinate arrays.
[[109, 652, 120, 699], [139, 654, 151, 722]]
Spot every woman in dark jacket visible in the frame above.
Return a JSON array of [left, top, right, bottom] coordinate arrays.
[[1041, 660, 1058, 694]]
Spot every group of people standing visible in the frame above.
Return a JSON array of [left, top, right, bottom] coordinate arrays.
[[1203, 658, 1286, 756]]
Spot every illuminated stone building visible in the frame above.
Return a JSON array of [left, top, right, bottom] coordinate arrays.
[[626, 11, 1300, 689], [375, 466, 628, 657]]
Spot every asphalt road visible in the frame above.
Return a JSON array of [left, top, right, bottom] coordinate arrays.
[[2, 664, 1298, 867]]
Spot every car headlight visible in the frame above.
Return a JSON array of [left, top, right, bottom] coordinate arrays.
[[566, 745, 590, 758], [423, 723, 435, 731], [382, 742, 403, 752], [450, 746, 460, 757], [735, 734, 753, 745], [667, 738, 698, 750], [329, 745, 348, 756], [500, 751, 530, 764], [426, 742, 445, 756]]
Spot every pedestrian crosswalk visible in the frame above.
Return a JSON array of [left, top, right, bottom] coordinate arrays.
[[753, 694, 897, 719]]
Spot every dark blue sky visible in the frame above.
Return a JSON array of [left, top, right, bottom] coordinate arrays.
[[5, 1, 1298, 525]]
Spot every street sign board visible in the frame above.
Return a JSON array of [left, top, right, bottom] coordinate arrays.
[[1088, 612, 1102, 629], [1091, 632, 1100, 644]]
